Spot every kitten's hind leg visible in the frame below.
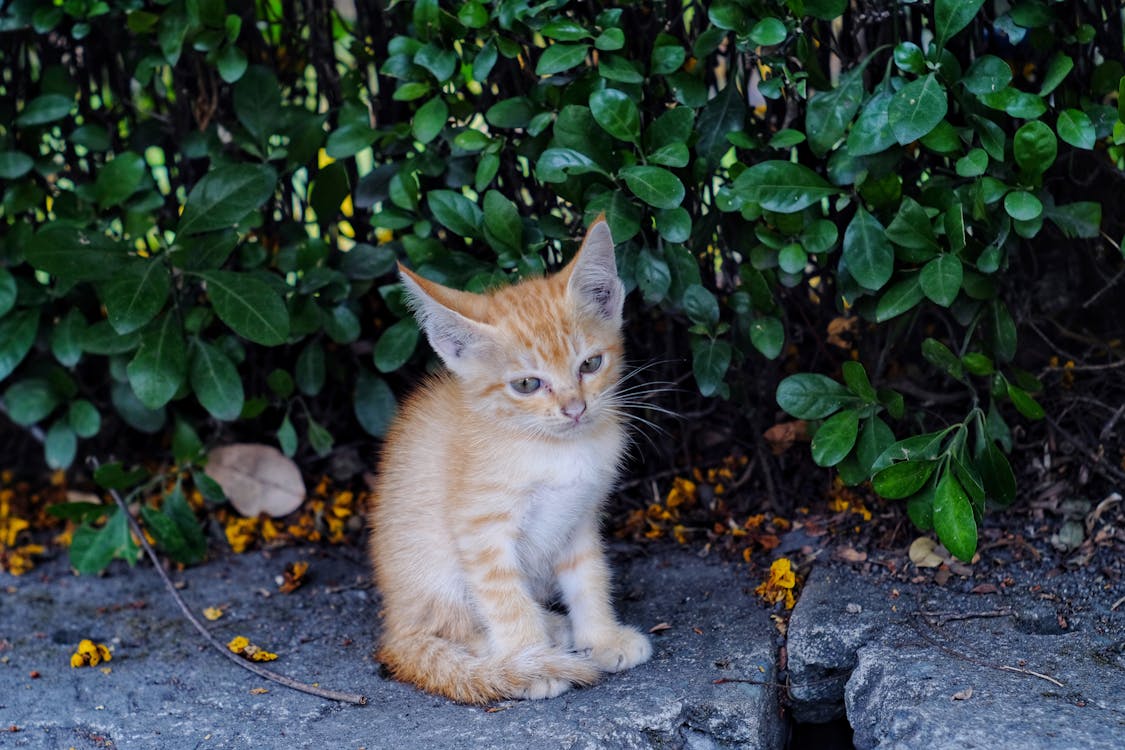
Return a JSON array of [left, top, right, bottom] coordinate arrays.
[[556, 519, 652, 673]]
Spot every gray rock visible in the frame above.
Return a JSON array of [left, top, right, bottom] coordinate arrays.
[[0, 545, 785, 750], [787, 564, 1125, 749]]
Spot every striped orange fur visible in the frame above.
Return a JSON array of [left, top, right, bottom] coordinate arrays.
[[368, 218, 651, 704]]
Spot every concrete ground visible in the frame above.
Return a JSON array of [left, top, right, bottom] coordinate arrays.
[[0, 544, 783, 750]]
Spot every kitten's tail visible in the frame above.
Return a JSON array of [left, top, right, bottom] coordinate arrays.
[[378, 633, 601, 704]]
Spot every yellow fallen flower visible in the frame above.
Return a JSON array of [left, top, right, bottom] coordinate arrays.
[[70, 639, 112, 668], [227, 635, 278, 662], [755, 557, 798, 610]]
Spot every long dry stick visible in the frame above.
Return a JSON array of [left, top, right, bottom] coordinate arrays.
[[93, 460, 367, 705]]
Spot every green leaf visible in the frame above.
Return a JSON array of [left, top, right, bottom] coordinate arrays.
[[177, 164, 277, 236], [961, 55, 1012, 95], [847, 91, 896, 157], [15, 94, 73, 126], [983, 300, 1017, 363], [412, 95, 448, 144], [977, 441, 1016, 506], [907, 487, 935, 531], [778, 244, 807, 274], [0, 269, 15, 319], [885, 197, 939, 252], [483, 190, 523, 256], [921, 337, 964, 379], [536, 43, 589, 76], [1003, 191, 1043, 221], [598, 55, 643, 83], [98, 261, 171, 335], [428, 189, 483, 237], [843, 208, 894, 291], [374, 318, 420, 373], [651, 43, 686, 75], [190, 340, 245, 421], [841, 361, 876, 401], [216, 44, 248, 83], [655, 207, 692, 243], [920, 254, 963, 307], [893, 43, 925, 74], [196, 270, 290, 346], [695, 81, 746, 165], [776, 374, 853, 419], [233, 66, 281, 141], [3, 378, 59, 426], [856, 416, 895, 475], [934, 0, 985, 49], [355, 369, 398, 438], [682, 285, 719, 327], [800, 220, 839, 254], [535, 147, 606, 183], [296, 342, 326, 396], [811, 409, 859, 467], [589, 88, 641, 142], [323, 303, 361, 344], [277, 415, 298, 457], [1046, 201, 1101, 239], [875, 274, 925, 322], [340, 243, 397, 280], [485, 97, 534, 129], [636, 247, 671, 303], [889, 74, 948, 145], [68, 400, 101, 438], [873, 460, 936, 499], [1056, 109, 1096, 150], [620, 166, 685, 210], [732, 160, 836, 213], [749, 316, 784, 359], [325, 122, 377, 158], [93, 462, 148, 490], [806, 64, 865, 156], [691, 337, 731, 398], [955, 148, 989, 177], [1013, 120, 1057, 174], [934, 471, 978, 562], [94, 152, 146, 208], [749, 17, 787, 45], [0, 151, 34, 180], [70, 508, 137, 574], [1006, 383, 1045, 420], [0, 310, 40, 382], [126, 312, 187, 410], [648, 142, 690, 168], [1038, 53, 1073, 96], [306, 417, 334, 457], [26, 225, 130, 282]]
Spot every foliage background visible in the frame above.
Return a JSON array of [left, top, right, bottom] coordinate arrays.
[[1, 0, 1123, 570]]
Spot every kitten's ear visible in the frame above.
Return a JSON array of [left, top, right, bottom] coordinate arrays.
[[566, 216, 625, 323], [398, 264, 495, 374]]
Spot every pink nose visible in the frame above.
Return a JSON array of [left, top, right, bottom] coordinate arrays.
[[561, 399, 587, 421]]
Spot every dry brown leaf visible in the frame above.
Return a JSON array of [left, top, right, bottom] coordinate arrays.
[[763, 420, 810, 455], [205, 443, 306, 518], [649, 622, 672, 633], [909, 537, 945, 568], [835, 546, 867, 563], [970, 583, 999, 595], [278, 560, 309, 594], [826, 316, 859, 348]]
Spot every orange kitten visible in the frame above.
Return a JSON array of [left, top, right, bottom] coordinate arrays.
[[368, 218, 652, 704]]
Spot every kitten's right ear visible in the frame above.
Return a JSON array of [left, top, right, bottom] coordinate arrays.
[[398, 264, 495, 374]]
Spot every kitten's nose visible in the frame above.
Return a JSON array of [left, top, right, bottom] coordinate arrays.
[[561, 398, 587, 421]]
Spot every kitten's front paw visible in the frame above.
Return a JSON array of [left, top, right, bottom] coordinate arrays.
[[514, 676, 572, 700], [579, 626, 652, 673]]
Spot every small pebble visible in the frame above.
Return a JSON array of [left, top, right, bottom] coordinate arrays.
[[846, 603, 863, 614]]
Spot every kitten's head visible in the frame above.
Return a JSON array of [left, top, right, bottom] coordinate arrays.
[[399, 218, 626, 438]]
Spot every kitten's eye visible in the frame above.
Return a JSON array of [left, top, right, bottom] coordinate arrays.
[[579, 355, 603, 375], [510, 377, 542, 394]]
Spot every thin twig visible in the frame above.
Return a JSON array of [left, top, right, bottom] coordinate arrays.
[[917, 609, 1015, 624], [91, 458, 368, 705], [908, 615, 1065, 689]]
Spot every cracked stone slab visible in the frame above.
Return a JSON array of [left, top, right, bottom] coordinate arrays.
[[787, 563, 1125, 749], [0, 545, 784, 750]]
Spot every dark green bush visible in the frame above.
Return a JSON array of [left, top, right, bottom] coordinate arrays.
[[1, 0, 1122, 568]]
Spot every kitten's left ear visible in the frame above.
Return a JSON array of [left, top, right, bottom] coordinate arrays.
[[566, 217, 625, 323]]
